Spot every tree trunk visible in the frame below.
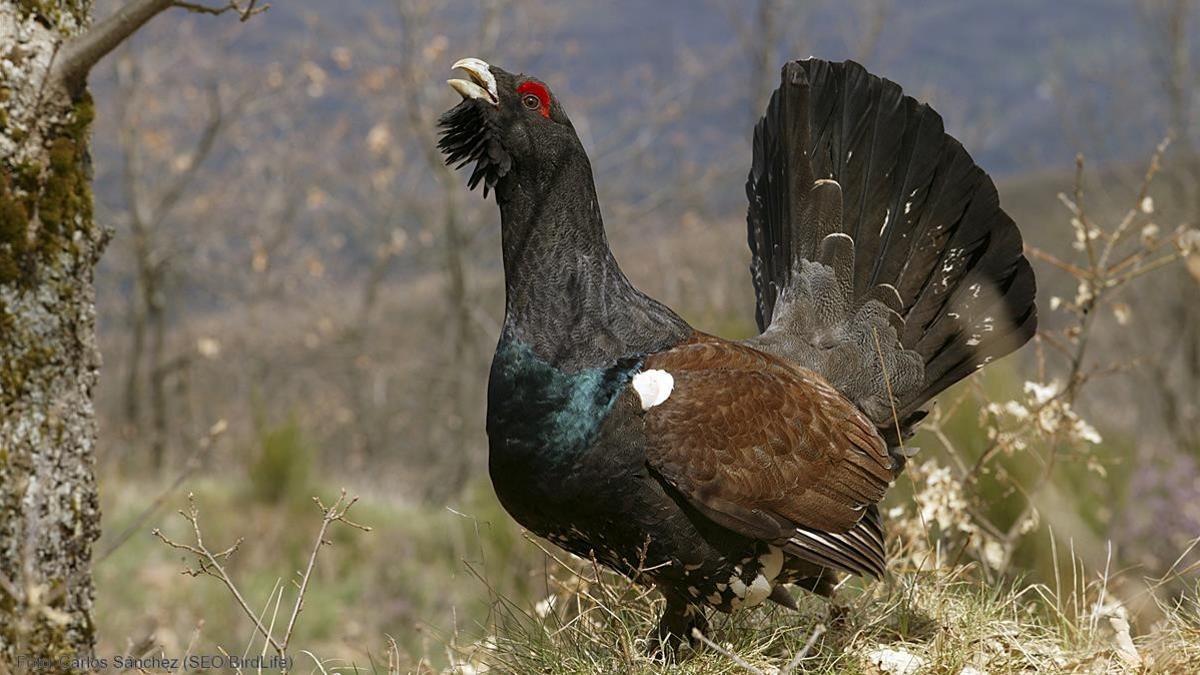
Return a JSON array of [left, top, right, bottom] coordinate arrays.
[[122, 293, 145, 430], [148, 282, 167, 470], [0, 0, 104, 664]]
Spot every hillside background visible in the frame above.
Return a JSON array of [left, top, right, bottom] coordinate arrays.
[[83, 0, 1200, 670]]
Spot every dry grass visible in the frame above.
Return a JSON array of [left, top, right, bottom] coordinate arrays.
[[91, 454, 1200, 674], [442, 539, 1200, 674]]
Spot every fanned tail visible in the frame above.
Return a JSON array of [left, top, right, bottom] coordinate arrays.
[[745, 59, 1037, 433]]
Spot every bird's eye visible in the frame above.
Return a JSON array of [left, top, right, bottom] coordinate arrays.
[[517, 81, 551, 118]]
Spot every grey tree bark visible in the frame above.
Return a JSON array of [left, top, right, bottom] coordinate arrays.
[[1, 0, 257, 663], [1, 1, 106, 662]]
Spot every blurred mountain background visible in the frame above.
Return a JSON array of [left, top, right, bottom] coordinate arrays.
[[85, 0, 1200, 668]]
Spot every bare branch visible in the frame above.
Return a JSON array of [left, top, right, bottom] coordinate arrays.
[[149, 83, 230, 225], [153, 493, 285, 654], [154, 489, 370, 663], [779, 623, 826, 674], [54, 0, 173, 91], [96, 420, 224, 563], [175, 0, 268, 20], [280, 489, 371, 651], [690, 628, 765, 674], [53, 0, 266, 92]]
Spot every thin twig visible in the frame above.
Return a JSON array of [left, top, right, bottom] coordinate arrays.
[[691, 628, 765, 674], [153, 488, 371, 669], [1072, 154, 1100, 272], [779, 623, 826, 674], [174, 0, 268, 20], [53, 0, 266, 91], [281, 489, 371, 651], [1024, 244, 1090, 278], [1102, 137, 1169, 268], [97, 456, 201, 563], [153, 494, 284, 654], [180, 620, 203, 675]]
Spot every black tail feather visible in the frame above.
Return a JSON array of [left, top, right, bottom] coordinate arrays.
[[747, 59, 1037, 424]]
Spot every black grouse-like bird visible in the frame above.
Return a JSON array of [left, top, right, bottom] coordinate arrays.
[[438, 57, 1037, 651]]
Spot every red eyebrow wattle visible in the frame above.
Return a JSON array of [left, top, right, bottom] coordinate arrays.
[[517, 81, 551, 118]]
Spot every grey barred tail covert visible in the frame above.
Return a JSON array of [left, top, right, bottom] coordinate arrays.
[[437, 57, 1037, 654]]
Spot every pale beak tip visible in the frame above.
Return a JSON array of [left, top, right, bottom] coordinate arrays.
[[449, 57, 499, 106], [448, 78, 491, 103]]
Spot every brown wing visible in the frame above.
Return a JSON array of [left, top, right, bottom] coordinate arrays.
[[642, 333, 894, 577]]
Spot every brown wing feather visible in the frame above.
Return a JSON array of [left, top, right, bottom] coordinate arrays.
[[642, 333, 894, 576]]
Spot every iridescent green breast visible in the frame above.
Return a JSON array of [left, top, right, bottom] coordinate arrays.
[[486, 338, 641, 469]]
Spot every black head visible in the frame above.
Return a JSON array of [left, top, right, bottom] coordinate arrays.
[[437, 58, 580, 196]]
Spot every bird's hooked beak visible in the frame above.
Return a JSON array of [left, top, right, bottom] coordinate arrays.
[[448, 57, 498, 106]]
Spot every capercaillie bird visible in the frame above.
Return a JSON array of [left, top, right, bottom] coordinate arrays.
[[438, 57, 1037, 653]]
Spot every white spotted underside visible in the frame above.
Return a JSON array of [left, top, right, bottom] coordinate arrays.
[[727, 546, 784, 610]]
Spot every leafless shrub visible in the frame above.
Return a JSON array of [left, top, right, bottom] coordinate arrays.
[[152, 488, 370, 665], [888, 139, 1200, 591]]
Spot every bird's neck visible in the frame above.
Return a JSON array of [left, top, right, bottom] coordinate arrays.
[[494, 153, 687, 370], [497, 153, 615, 301]]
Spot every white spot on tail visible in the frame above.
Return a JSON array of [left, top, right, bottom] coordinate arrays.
[[632, 369, 674, 409]]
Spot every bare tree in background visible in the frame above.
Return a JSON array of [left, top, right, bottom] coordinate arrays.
[[726, 0, 787, 128], [111, 49, 253, 471], [1142, 0, 1195, 148], [727, 0, 890, 129], [93, 37, 317, 477], [320, 112, 413, 463], [388, 0, 518, 498], [0, 0, 262, 661], [1133, 0, 1200, 450], [844, 0, 890, 64]]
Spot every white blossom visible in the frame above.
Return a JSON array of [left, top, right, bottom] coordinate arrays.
[[1024, 381, 1059, 405], [1140, 223, 1160, 247], [1181, 228, 1200, 255], [1112, 303, 1131, 325], [1073, 417, 1102, 444]]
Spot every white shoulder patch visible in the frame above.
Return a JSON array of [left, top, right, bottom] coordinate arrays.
[[632, 369, 674, 410]]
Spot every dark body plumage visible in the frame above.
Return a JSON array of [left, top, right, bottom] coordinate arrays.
[[439, 57, 1037, 652]]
